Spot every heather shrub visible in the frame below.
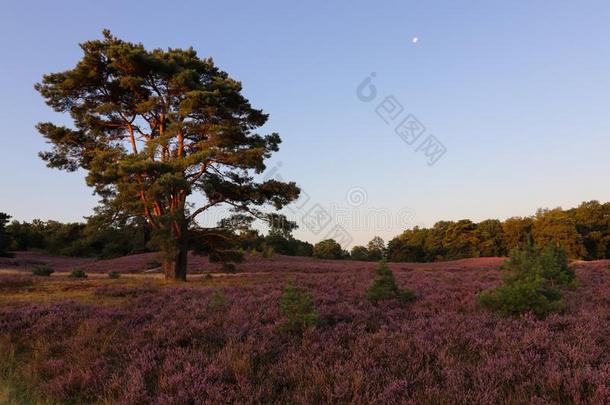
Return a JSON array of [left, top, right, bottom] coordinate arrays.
[[279, 283, 319, 334], [70, 269, 88, 279], [0, 261, 609, 404], [478, 244, 575, 317], [108, 271, 121, 279], [95, 285, 157, 298], [366, 262, 415, 304], [31, 264, 54, 276]]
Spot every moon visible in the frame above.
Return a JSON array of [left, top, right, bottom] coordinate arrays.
[[412, 37, 419, 44]]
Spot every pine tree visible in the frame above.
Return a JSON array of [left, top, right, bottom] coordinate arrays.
[[35, 31, 299, 280], [366, 261, 415, 304], [280, 284, 319, 334]]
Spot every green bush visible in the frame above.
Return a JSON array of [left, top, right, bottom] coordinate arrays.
[[208, 291, 228, 311], [279, 283, 319, 335], [32, 265, 54, 277], [262, 245, 275, 259], [477, 275, 565, 317], [478, 244, 575, 317], [108, 271, 121, 279], [366, 261, 415, 304], [70, 269, 88, 279]]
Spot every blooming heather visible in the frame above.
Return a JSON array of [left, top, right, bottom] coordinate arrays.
[[0, 260, 609, 403]]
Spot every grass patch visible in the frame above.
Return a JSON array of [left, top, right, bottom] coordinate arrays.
[[0, 278, 138, 306]]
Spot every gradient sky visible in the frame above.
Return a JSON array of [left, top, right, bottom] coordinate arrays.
[[1, 0, 609, 247]]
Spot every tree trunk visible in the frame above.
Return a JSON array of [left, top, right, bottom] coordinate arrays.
[[163, 242, 188, 281]]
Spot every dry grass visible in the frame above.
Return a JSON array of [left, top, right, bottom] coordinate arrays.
[[0, 271, 262, 307], [0, 277, 143, 306]]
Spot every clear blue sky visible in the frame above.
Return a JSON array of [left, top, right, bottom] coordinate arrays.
[[1, 0, 609, 247]]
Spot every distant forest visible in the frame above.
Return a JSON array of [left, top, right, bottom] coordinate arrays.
[[1, 200, 609, 262], [386, 200, 610, 262]]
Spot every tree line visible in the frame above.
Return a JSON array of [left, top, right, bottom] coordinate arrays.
[[386, 200, 610, 262], [0, 212, 313, 260], [2, 214, 150, 258], [2, 200, 609, 262]]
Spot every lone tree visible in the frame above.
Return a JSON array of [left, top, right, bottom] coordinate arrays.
[[35, 31, 299, 280]]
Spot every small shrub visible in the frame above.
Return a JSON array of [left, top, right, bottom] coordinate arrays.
[[70, 269, 88, 279], [262, 245, 275, 259], [398, 288, 416, 302], [204, 272, 213, 280], [108, 271, 121, 279], [279, 283, 319, 335], [32, 264, 54, 277], [208, 291, 228, 311], [366, 262, 415, 304]]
